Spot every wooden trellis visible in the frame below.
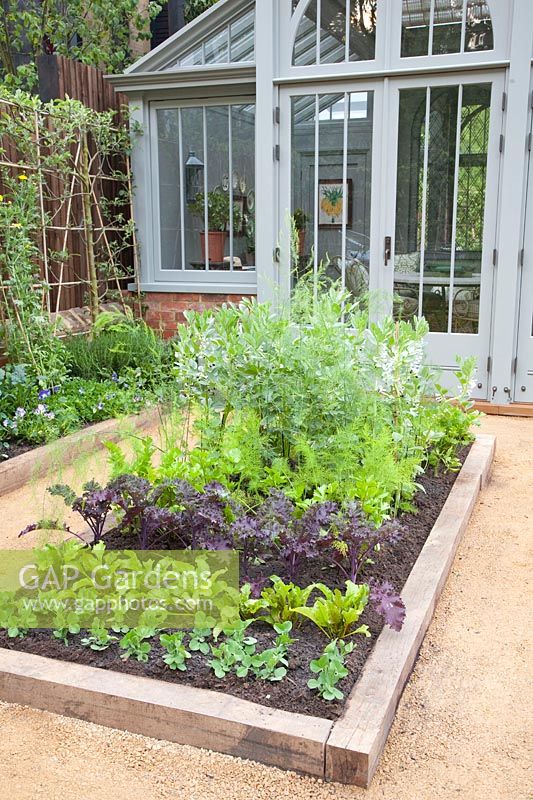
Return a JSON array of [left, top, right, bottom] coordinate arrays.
[[0, 91, 141, 331]]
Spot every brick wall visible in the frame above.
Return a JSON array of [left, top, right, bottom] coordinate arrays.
[[143, 292, 255, 338]]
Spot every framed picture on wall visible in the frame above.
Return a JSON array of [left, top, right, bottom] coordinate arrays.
[[318, 179, 353, 228]]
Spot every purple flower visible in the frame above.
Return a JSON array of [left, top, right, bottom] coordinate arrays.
[[38, 389, 51, 400], [111, 372, 118, 382], [35, 404, 47, 415], [14, 407, 26, 419]]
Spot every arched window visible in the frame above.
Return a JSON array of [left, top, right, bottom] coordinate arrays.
[[292, 0, 377, 66], [401, 0, 493, 58]]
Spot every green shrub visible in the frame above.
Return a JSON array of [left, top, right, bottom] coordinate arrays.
[[64, 321, 171, 386]]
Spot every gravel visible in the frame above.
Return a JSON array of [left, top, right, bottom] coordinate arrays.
[[0, 415, 531, 799]]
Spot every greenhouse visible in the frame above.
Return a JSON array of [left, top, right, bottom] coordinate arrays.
[[109, 0, 533, 406]]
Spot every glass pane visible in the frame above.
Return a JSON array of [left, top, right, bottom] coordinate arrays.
[[344, 91, 372, 299], [320, 0, 346, 64], [394, 88, 427, 320], [291, 92, 373, 299], [230, 9, 255, 62], [291, 95, 316, 278], [432, 0, 462, 54], [401, 0, 431, 57], [395, 83, 491, 333], [157, 109, 182, 270], [204, 29, 229, 64], [452, 84, 491, 333], [422, 85, 460, 332], [231, 105, 256, 270], [180, 46, 203, 67], [465, 0, 494, 51], [293, 0, 317, 65], [202, 106, 230, 269], [181, 107, 205, 270], [317, 94, 348, 277], [348, 0, 377, 61]]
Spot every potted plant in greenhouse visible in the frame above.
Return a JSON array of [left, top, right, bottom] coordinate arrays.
[[293, 208, 309, 257], [189, 189, 242, 264]]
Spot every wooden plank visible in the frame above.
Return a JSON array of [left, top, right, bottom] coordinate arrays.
[[0, 407, 160, 497], [473, 401, 533, 417], [325, 435, 496, 787], [0, 649, 332, 777]]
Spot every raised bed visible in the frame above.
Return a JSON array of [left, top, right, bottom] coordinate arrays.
[[0, 434, 495, 786], [0, 407, 160, 496]]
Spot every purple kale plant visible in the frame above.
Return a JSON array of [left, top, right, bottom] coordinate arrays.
[[369, 579, 406, 632], [325, 501, 403, 583], [52, 481, 120, 543], [251, 491, 338, 580]]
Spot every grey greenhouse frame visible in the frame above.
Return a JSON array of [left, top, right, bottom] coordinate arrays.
[[108, 0, 533, 407]]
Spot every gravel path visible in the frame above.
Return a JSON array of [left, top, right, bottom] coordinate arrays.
[[0, 415, 531, 799]]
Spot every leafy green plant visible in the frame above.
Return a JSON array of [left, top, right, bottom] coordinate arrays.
[[52, 614, 81, 645], [81, 624, 118, 651], [0, 176, 67, 385], [119, 626, 155, 662], [160, 632, 191, 671], [188, 628, 211, 655], [239, 584, 269, 621], [0, 0, 161, 90], [259, 576, 314, 627], [188, 190, 242, 232], [236, 622, 294, 682], [294, 581, 371, 640], [308, 639, 354, 701], [208, 620, 257, 679], [64, 321, 171, 386]]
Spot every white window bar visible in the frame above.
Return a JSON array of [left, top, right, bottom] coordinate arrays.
[[418, 86, 432, 318], [313, 94, 320, 287], [460, 0, 468, 54], [228, 105, 234, 271], [428, 0, 436, 55], [178, 108, 186, 271], [345, 0, 351, 62], [341, 92, 350, 293], [203, 106, 209, 269], [317, 0, 322, 65], [447, 83, 464, 332]]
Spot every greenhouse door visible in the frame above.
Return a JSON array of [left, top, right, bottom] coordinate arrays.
[[383, 73, 505, 398], [279, 82, 384, 300]]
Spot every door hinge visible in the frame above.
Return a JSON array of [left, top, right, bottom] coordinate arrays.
[[528, 132, 532, 152], [502, 91, 507, 111], [487, 356, 493, 374], [492, 248, 498, 267], [520, 248, 525, 267], [512, 356, 518, 375], [274, 106, 280, 125], [273, 246, 280, 263], [499, 134, 505, 153], [274, 144, 280, 161]]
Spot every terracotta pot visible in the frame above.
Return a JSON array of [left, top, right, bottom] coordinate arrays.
[[298, 229, 306, 257], [200, 231, 227, 263]]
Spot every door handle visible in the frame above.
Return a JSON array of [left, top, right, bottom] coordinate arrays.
[[384, 236, 392, 266]]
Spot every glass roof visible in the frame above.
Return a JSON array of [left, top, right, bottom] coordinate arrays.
[[174, 7, 255, 68]]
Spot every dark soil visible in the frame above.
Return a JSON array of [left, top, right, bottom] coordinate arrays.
[[1, 440, 36, 460], [0, 447, 470, 719]]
